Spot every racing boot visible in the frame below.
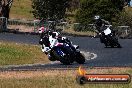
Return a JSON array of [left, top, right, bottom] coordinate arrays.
[[42, 47, 51, 55]]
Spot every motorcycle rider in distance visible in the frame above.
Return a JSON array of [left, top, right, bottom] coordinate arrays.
[[94, 15, 112, 46]]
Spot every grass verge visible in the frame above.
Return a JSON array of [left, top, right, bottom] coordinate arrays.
[[0, 67, 131, 88], [0, 41, 49, 66], [10, 0, 34, 20]]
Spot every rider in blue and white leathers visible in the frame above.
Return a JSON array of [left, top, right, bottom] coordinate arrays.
[[38, 27, 78, 55]]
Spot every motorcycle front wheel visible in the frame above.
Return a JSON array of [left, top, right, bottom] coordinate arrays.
[[75, 53, 85, 64], [108, 35, 122, 48], [60, 55, 74, 65]]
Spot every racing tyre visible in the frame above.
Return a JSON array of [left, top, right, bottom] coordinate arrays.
[[76, 53, 85, 64], [60, 55, 74, 65], [107, 35, 122, 48], [48, 56, 56, 61], [111, 37, 122, 48], [116, 43, 122, 48], [48, 51, 57, 61]]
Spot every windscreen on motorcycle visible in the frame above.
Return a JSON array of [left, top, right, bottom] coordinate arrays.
[[104, 27, 112, 35]]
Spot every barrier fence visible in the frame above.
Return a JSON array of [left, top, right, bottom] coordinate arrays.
[[73, 23, 132, 38], [0, 17, 7, 32], [0, 18, 131, 38], [7, 19, 68, 33], [8, 19, 38, 33]]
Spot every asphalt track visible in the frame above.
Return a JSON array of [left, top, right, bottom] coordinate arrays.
[[0, 33, 132, 71]]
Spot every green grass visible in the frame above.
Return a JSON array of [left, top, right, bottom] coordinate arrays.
[[1, 77, 130, 88], [125, 6, 132, 15], [0, 41, 49, 66], [10, 0, 34, 20], [0, 68, 131, 88], [9, 1, 132, 21], [0, 78, 128, 88], [9, 1, 132, 37]]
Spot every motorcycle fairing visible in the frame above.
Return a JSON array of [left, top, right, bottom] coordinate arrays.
[[104, 27, 111, 35]]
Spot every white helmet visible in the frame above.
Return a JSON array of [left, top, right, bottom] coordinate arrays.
[[52, 32, 58, 36], [94, 15, 100, 20], [51, 32, 60, 38]]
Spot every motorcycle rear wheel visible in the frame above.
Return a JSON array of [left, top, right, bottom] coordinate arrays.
[[106, 35, 122, 48]]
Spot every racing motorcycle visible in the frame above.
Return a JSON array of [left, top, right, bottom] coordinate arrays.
[[99, 25, 122, 48], [47, 36, 86, 65], [38, 26, 85, 65]]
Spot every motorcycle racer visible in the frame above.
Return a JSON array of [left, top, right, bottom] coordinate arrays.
[[94, 15, 111, 45], [94, 15, 121, 48], [38, 26, 78, 54]]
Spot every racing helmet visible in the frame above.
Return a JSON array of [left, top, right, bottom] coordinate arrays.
[[94, 15, 100, 20], [51, 32, 60, 38], [38, 25, 48, 34]]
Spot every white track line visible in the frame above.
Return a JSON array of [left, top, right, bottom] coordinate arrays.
[[80, 51, 97, 60], [90, 53, 98, 60]]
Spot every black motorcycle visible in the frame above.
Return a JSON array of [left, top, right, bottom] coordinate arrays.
[[99, 26, 122, 48]]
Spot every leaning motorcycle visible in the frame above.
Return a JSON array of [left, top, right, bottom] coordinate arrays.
[[99, 25, 122, 48], [48, 37, 86, 65]]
